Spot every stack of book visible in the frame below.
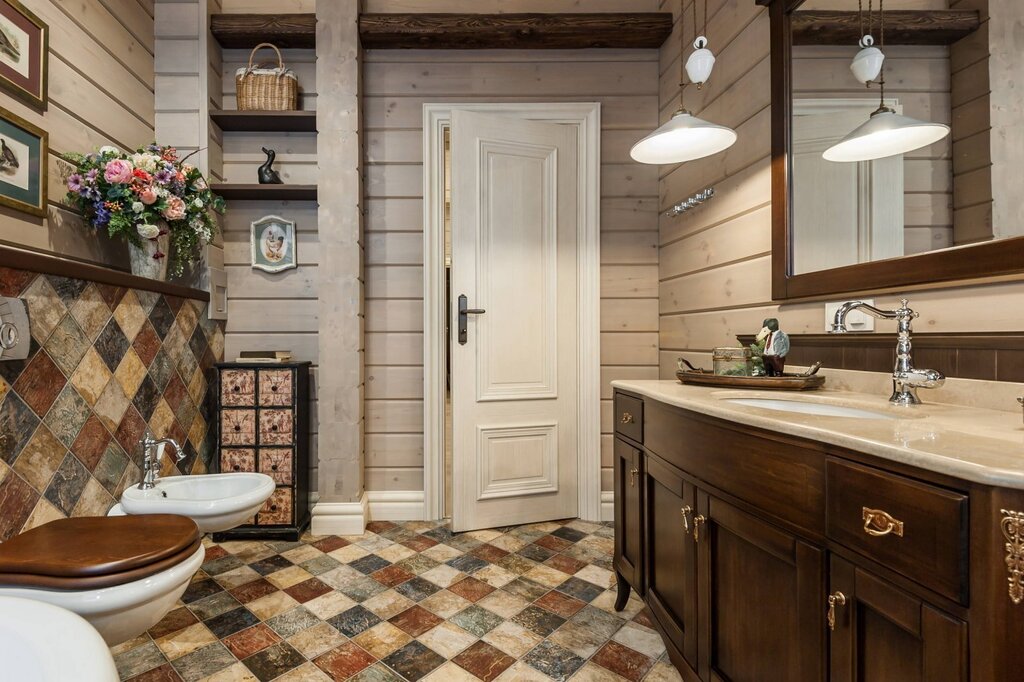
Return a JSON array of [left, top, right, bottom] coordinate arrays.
[[235, 350, 293, 363]]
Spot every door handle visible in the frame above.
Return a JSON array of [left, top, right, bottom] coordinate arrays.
[[458, 294, 486, 345]]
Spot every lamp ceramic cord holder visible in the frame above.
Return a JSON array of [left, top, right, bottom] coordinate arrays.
[[851, 34, 885, 86], [686, 35, 716, 89]]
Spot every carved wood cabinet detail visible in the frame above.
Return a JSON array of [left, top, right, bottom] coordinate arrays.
[[214, 362, 312, 541], [613, 389, 1024, 680]]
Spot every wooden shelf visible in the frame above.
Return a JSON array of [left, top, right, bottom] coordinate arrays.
[[358, 13, 673, 50], [211, 12, 673, 50], [792, 10, 979, 45], [212, 184, 317, 201], [210, 110, 316, 133], [0, 245, 210, 301], [211, 13, 315, 49]]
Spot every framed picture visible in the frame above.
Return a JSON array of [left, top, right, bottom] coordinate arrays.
[[0, 106, 45, 217], [0, 0, 47, 109], [251, 215, 296, 273]]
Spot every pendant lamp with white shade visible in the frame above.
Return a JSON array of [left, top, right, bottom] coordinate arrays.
[[630, 0, 736, 165], [824, 0, 949, 163]]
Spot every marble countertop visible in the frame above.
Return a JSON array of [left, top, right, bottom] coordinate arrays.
[[612, 379, 1024, 489]]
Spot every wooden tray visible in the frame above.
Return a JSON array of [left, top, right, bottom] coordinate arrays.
[[676, 370, 825, 391]]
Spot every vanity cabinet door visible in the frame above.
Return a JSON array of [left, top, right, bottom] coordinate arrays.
[[829, 556, 967, 682], [613, 438, 643, 595], [696, 492, 826, 682], [644, 454, 698, 672]]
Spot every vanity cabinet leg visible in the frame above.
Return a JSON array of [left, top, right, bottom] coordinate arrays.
[[614, 570, 632, 611]]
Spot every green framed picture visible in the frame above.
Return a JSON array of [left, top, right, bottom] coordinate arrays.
[[0, 0, 47, 109], [0, 105, 46, 217], [250, 214, 296, 273]]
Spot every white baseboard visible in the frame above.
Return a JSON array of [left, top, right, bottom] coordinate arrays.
[[367, 491, 426, 521], [310, 492, 368, 536], [601, 491, 614, 522]]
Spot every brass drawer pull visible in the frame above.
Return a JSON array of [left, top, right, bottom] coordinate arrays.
[[827, 591, 847, 631], [692, 514, 706, 543], [862, 507, 904, 537], [681, 505, 693, 534], [620, 412, 635, 424]]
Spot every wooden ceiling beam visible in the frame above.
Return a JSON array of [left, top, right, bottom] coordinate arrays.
[[792, 10, 980, 46], [358, 13, 673, 50], [211, 14, 316, 49]]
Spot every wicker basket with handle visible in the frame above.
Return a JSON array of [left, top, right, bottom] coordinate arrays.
[[235, 43, 298, 111]]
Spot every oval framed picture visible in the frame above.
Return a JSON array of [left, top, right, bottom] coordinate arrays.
[[251, 214, 296, 273]]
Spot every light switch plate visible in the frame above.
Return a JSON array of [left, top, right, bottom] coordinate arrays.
[[825, 299, 875, 332]]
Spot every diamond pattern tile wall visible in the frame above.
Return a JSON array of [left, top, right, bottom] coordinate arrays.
[[0, 267, 225, 541]]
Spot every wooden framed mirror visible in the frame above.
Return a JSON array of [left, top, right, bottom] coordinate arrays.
[[763, 0, 1022, 301]]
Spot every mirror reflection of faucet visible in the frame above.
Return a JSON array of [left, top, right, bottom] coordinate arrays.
[[830, 298, 945, 405]]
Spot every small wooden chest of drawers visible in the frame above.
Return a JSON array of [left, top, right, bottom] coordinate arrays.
[[213, 362, 312, 541]]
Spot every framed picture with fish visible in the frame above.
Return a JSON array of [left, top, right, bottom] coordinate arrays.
[[0, 106, 46, 217], [250, 214, 296, 273], [0, 0, 47, 109]]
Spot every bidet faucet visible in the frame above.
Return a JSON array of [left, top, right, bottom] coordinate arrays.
[[830, 299, 944, 406], [139, 435, 184, 490]]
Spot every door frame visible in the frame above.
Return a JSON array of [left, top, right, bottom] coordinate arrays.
[[422, 102, 602, 523]]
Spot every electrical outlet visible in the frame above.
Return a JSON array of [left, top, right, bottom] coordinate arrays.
[[825, 299, 875, 332]]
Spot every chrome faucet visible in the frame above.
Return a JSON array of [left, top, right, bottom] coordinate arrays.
[[830, 299, 944, 406], [138, 435, 184, 490]]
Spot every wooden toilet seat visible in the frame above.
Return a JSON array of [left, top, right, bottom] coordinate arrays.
[[0, 515, 201, 590]]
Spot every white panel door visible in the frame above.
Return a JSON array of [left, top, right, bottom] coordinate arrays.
[[450, 110, 579, 532]]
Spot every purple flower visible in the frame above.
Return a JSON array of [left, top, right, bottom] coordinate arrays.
[[67, 173, 83, 193], [154, 168, 173, 185], [85, 169, 99, 183], [93, 203, 111, 226]]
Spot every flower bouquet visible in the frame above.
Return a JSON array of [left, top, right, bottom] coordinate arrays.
[[64, 144, 226, 279]]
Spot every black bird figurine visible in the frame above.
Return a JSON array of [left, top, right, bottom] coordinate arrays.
[[258, 147, 283, 184]]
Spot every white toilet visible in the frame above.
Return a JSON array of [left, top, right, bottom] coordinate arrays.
[[0, 514, 205, 646]]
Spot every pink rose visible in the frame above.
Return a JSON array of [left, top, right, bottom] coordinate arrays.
[[139, 186, 158, 205], [103, 159, 134, 184], [162, 196, 186, 221]]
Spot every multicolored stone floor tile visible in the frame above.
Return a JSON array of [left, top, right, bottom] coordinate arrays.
[[112, 520, 683, 682]]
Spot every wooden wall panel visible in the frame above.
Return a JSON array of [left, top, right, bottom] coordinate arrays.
[[211, 12, 319, 490], [658, 0, 1024, 396], [364, 45, 661, 493], [0, 0, 154, 269]]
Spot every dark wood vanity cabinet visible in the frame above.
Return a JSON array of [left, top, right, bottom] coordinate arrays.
[[698, 492, 825, 681], [613, 438, 644, 604], [612, 389, 1024, 681], [829, 555, 967, 682]]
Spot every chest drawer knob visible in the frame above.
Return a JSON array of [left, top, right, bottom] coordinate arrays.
[[271, 464, 279, 471], [232, 386, 240, 392], [271, 385, 278, 392], [271, 425, 278, 432], [233, 425, 241, 432], [620, 412, 634, 424], [862, 507, 904, 537], [233, 465, 240, 471]]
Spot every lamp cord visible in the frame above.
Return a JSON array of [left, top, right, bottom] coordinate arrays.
[[878, 0, 886, 107], [678, 0, 711, 108]]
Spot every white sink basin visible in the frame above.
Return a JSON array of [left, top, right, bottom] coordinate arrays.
[[0, 596, 118, 681], [725, 398, 898, 420], [118, 472, 276, 532]]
